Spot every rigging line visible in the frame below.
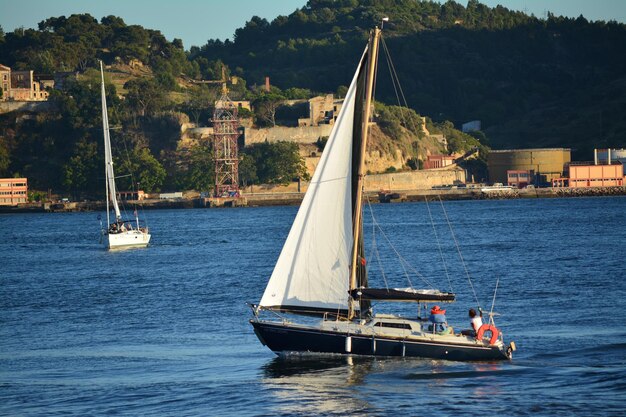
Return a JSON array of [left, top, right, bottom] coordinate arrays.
[[380, 37, 403, 109], [425, 197, 453, 293], [366, 199, 411, 286], [397, 256, 415, 289], [375, 220, 428, 289], [384, 39, 425, 139], [367, 201, 433, 289], [118, 129, 148, 224], [103, 85, 130, 219], [120, 135, 136, 190], [366, 198, 390, 289], [489, 276, 500, 326], [380, 38, 410, 134], [381, 37, 410, 108], [380, 37, 423, 139], [438, 196, 481, 308], [373, 229, 390, 290]]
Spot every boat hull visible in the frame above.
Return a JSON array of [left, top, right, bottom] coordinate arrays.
[[104, 231, 151, 250], [251, 320, 510, 361]]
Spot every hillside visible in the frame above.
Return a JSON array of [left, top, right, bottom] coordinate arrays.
[[192, 0, 626, 158]]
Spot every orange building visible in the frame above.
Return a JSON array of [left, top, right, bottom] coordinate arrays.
[[507, 170, 534, 188], [568, 162, 624, 188], [0, 178, 28, 205]]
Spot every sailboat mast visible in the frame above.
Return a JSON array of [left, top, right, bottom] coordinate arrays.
[[348, 27, 381, 319], [100, 61, 121, 222], [100, 61, 111, 227]]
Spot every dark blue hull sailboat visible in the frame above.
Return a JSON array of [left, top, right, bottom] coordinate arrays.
[[250, 25, 514, 362]]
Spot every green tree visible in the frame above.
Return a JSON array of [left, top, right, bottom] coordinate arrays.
[[283, 87, 312, 99], [124, 78, 167, 117], [243, 141, 309, 185], [336, 85, 348, 98], [110, 24, 150, 63], [180, 142, 215, 191], [62, 139, 100, 199], [251, 88, 285, 127], [185, 85, 218, 125], [116, 147, 166, 192], [238, 153, 258, 187], [0, 137, 9, 176]]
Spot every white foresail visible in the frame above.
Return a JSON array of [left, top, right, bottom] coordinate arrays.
[[259, 49, 367, 314], [100, 62, 121, 221]]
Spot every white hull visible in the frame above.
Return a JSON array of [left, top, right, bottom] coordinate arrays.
[[480, 186, 514, 192], [104, 230, 151, 249]]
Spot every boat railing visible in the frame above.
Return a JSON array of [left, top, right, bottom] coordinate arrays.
[[247, 303, 293, 324]]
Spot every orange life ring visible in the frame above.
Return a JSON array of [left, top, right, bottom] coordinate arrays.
[[476, 324, 500, 345]]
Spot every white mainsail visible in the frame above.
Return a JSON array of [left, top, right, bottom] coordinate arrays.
[[100, 61, 121, 222], [259, 49, 367, 314]]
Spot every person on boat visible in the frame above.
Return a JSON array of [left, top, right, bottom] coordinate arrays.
[[461, 308, 483, 336], [428, 305, 453, 335]]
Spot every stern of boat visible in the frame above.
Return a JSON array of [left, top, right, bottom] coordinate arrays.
[[106, 230, 151, 249]]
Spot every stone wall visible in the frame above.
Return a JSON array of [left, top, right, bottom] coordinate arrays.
[[366, 149, 404, 173], [242, 169, 466, 195], [244, 125, 333, 146], [0, 101, 53, 114], [364, 169, 466, 191], [302, 149, 405, 178]]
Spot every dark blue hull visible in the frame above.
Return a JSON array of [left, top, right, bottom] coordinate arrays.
[[251, 320, 510, 361]]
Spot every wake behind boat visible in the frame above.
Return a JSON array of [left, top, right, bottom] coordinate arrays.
[[99, 61, 151, 250], [250, 25, 515, 361]]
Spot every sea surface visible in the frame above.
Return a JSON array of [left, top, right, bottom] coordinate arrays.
[[1, 196, 625, 416]]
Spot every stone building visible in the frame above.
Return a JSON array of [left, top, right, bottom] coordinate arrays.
[[0, 64, 52, 101], [0, 64, 10, 99], [298, 94, 344, 127]]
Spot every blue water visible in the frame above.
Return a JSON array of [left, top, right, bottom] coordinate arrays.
[[1, 197, 625, 416]]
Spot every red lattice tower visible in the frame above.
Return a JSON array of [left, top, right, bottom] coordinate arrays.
[[212, 93, 240, 198]]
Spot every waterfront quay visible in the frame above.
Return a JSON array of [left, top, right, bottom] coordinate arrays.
[[1, 186, 624, 214]]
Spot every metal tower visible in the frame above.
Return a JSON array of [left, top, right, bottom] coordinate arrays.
[[212, 91, 240, 198]]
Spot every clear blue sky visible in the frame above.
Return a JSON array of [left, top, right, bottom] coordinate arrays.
[[1, 0, 625, 49]]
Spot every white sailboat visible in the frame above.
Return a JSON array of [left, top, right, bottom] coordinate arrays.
[[99, 61, 151, 250], [250, 26, 515, 361]]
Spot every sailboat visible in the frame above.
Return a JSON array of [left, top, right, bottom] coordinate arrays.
[[99, 61, 151, 250], [250, 27, 515, 361]]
